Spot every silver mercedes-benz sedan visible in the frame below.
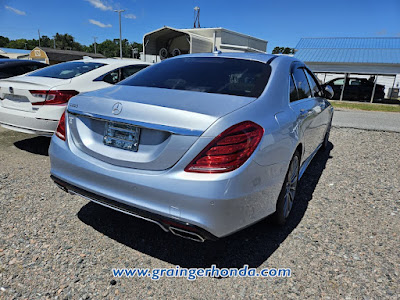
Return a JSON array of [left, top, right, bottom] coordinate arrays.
[[49, 52, 334, 242]]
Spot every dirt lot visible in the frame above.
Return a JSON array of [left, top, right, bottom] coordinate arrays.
[[0, 127, 399, 299]]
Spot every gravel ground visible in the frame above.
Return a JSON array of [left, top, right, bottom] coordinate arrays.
[[332, 109, 400, 133], [0, 127, 399, 299]]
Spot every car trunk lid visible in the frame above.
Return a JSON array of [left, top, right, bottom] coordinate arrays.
[[67, 85, 256, 171], [0, 76, 71, 112]]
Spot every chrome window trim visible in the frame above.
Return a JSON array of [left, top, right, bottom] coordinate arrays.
[[67, 108, 203, 137]]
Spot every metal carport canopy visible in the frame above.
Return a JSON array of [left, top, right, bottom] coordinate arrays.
[[305, 62, 400, 76], [294, 38, 400, 75]]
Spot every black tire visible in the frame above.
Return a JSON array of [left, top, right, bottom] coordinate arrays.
[[272, 151, 300, 225]]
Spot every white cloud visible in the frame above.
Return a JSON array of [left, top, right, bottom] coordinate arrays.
[[84, 0, 112, 11], [376, 29, 387, 36], [5, 5, 26, 15], [89, 19, 112, 28], [124, 14, 137, 19]]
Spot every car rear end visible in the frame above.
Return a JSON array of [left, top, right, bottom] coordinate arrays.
[[0, 61, 105, 136], [0, 77, 78, 135], [49, 55, 282, 241]]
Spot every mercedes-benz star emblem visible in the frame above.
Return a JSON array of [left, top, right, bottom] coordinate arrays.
[[112, 102, 123, 115]]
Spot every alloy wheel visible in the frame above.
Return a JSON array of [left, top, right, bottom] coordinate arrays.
[[283, 156, 299, 218]]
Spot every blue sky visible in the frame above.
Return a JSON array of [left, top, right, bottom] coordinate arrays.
[[1, 0, 399, 53]]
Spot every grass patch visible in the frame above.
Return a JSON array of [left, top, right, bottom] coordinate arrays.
[[330, 101, 400, 112]]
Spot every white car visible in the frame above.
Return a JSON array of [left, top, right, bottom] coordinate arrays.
[[0, 58, 151, 136]]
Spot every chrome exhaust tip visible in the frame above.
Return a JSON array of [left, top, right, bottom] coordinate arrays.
[[169, 227, 205, 243]]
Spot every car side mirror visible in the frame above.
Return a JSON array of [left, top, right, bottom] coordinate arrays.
[[324, 85, 334, 99]]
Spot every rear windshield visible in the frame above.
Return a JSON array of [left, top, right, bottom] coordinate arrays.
[[28, 62, 105, 79], [119, 57, 271, 97]]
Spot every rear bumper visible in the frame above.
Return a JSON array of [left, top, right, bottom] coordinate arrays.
[[49, 135, 284, 239], [51, 175, 217, 242], [0, 105, 60, 136]]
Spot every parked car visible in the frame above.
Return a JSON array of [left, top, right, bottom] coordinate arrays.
[[0, 59, 47, 79], [49, 53, 334, 242], [0, 58, 151, 136], [325, 77, 385, 101]]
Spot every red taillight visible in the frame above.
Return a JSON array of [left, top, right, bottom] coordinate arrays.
[[185, 121, 264, 173], [30, 90, 79, 105], [55, 112, 66, 141]]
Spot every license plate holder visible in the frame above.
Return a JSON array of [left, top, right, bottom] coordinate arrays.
[[4, 94, 26, 102], [103, 122, 141, 152]]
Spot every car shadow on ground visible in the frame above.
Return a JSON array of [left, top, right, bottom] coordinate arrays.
[[14, 136, 51, 156], [77, 143, 333, 269]]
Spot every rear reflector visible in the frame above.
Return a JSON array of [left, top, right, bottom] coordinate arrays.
[[55, 112, 66, 141], [30, 90, 79, 105], [185, 121, 264, 173]]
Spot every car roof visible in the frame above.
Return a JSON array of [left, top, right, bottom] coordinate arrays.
[[168, 52, 277, 63], [67, 58, 151, 66], [166, 52, 298, 64], [0, 59, 46, 65]]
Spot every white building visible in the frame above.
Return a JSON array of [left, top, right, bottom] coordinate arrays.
[[142, 26, 267, 63]]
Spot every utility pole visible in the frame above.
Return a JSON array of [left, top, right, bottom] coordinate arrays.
[[53, 36, 56, 49], [38, 29, 41, 47], [114, 9, 125, 58], [194, 6, 200, 28], [93, 37, 97, 54]]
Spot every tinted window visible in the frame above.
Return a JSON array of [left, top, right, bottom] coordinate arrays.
[[289, 75, 298, 102], [305, 69, 322, 97], [292, 68, 311, 99], [349, 78, 362, 86], [4, 66, 26, 76], [102, 69, 120, 84], [28, 62, 105, 79], [332, 79, 344, 86], [120, 65, 148, 81], [120, 57, 271, 98], [0, 72, 9, 79], [25, 64, 43, 72]]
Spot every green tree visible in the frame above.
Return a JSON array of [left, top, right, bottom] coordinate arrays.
[[0, 34, 143, 57], [0, 36, 10, 47], [272, 46, 295, 54], [26, 39, 39, 49], [54, 33, 83, 51], [6, 39, 28, 49], [40, 35, 53, 48], [97, 39, 119, 57]]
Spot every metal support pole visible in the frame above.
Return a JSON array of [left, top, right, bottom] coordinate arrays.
[[370, 75, 378, 103], [324, 73, 327, 83], [339, 73, 348, 101], [213, 31, 217, 51], [38, 30, 41, 47], [93, 37, 97, 54], [389, 75, 396, 100], [114, 10, 125, 59], [143, 39, 149, 62]]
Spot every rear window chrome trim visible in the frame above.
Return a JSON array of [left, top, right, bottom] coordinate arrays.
[[67, 108, 203, 137]]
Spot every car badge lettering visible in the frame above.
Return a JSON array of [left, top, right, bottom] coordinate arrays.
[[112, 102, 123, 115]]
